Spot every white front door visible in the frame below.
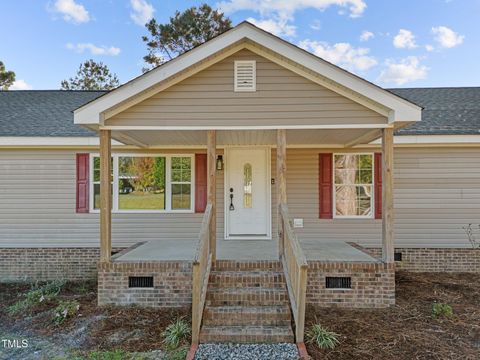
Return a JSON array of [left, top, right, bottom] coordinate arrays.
[[225, 147, 271, 240]]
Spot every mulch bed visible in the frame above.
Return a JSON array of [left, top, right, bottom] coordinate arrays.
[[305, 272, 480, 360], [0, 280, 190, 353], [1, 272, 478, 359]]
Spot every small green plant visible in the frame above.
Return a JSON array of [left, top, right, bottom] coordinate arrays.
[[306, 324, 340, 350], [162, 318, 191, 350], [165, 346, 188, 360], [54, 300, 80, 324], [6, 299, 30, 315], [40, 279, 66, 298], [7, 280, 65, 315], [432, 302, 453, 318], [74, 280, 94, 295]]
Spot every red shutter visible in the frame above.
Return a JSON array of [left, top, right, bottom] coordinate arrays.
[[319, 153, 333, 219], [195, 154, 208, 213], [76, 153, 89, 213], [374, 152, 382, 219]]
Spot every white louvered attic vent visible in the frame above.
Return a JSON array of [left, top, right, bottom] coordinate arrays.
[[234, 60, 256, 92]]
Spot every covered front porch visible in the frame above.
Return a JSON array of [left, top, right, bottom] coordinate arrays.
[[93, 126, 396, 346], [95, 127, 397, 265]]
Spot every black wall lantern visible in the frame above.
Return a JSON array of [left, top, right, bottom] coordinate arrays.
[[216, 155, 224, 171]]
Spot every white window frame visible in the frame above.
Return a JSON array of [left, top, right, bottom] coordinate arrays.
[[89, 153, 195, 214], [332, 152, 375, 220], [234, 60, 256, 92]]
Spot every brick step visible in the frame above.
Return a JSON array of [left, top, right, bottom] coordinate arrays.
[[209, 270, 286, 288], [199, 325, 294, 343], [203, 305, 292, 326], [206, 287, 289, 306], [213, 260, 282, 272]]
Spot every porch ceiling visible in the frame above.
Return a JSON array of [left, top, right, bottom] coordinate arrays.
[[112, 128, 382, 148]]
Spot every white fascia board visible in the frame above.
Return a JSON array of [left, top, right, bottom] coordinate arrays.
[[74, 22, 421, 126], [369, 135, 480, 145], [0, 137, 123, 146]]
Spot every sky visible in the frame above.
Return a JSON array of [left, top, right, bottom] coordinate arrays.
[[0, 0, 478, 90]]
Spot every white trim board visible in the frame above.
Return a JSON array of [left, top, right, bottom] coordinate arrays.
[[1, 135, 480, 147], [0, 137, 123, 146], [369, 135, 480, 145]]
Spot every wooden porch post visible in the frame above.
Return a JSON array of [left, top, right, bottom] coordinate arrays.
[[277, 129, 287, 258], [207, 130, 216, 262], [99, 129, 112, 262], [382, 127, 394, 263]]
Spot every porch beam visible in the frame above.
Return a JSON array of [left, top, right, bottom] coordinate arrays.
[[276, 129, 287, 258], [382, 127, 394, 263], [344, 129, 383, 148], [112, 132, 149, 148], [207, 130, 217, 262], [99, 129, 112, 262], [100, 124, 392, 131]]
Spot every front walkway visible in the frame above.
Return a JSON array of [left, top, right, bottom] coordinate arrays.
[[113, 239, 379, 263]]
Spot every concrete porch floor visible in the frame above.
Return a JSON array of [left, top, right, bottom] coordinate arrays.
[[113, 239, 380, 263]]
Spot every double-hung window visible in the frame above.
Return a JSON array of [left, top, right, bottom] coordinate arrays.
[[92, 157, 113, 209], [333, 154, 374, 218], [90, 154, 194, 213]]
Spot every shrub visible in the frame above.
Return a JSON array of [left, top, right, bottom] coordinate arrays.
[[42, 279, 66, 298], [306, 324, 340, 350], [432, 302, 453, 318], [7, 280, 65, 315], [162, 318, 191, 350], [54, 300, 80, 324]]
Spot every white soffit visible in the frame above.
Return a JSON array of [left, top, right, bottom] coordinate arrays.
[[74, 22, 422, 126]]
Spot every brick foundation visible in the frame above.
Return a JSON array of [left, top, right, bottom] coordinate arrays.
[[0, 247, 109, 282], [306, 261, 396, 308], [367, 248, 480, 273], [97, 261, 193, 307]]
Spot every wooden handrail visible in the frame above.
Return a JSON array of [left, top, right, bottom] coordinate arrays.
[[191, 203, 213, 344], [280, 204, 308, 343]]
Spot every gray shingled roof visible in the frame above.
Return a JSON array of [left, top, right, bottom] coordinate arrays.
[[389, 87, 480, 135], [0, 90, 106, 137], [0, 88, 479, 137]]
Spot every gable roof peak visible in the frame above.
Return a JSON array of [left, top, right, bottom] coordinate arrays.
[[74, 20, 421, 126]]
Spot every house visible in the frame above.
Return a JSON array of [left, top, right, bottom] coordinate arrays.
[[0, 22, 479, 344]]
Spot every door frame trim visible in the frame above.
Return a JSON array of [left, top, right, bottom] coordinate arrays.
[[224, 146, 272, 240]]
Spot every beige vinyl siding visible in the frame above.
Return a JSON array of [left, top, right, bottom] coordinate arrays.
[[286, 147, 480, 248], [106, 49, 386, 128], [0, 150, 202, 247], [0, 147, 478, 248]]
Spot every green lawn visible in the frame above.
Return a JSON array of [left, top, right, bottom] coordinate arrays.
[[94, 192, 191, 210], [119, 192, 165, 210], [118, 192, 191, 210]]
